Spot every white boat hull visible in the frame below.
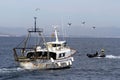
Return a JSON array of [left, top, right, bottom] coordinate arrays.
[[19, 57, 74, 70]]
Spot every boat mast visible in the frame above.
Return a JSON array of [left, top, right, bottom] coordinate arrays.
[[54, 27, 59, 42], [33, 17, 50, 59]]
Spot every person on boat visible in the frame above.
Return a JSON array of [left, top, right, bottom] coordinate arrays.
[[99, 49, 105, 57]]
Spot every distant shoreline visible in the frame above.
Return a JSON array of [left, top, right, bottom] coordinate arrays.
[[0, 35, 120, 39]]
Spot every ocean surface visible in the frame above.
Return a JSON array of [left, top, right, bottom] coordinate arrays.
[[0, 37, 120, 80]]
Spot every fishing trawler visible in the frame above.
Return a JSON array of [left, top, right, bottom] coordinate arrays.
[[13, 17, 76, 69]]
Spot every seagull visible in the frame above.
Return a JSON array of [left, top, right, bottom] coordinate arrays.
[[68, 23, 72, 26], [35, 8, 40, 11], [92, 26, 96, 29], [82, 21, 85, 24]]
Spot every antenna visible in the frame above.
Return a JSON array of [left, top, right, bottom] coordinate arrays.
[[34, 17, 37, 32], [54, 26, 59, 42]]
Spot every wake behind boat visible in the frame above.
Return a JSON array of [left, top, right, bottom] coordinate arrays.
[[13, 17, 76, 69]]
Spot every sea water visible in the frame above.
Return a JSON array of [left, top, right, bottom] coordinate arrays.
[[0, 37, 120, 80]]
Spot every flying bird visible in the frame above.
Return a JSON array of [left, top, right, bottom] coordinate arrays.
[[82, 21, 85, 24], [68, 23, 72, 26], [92, 26, 96, 29], [35, 8, 40, 11]]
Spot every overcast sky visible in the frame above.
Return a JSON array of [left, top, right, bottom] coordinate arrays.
[[0, 0, 120, 37]]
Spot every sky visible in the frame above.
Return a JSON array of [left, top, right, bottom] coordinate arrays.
[[0, 0, 120, 37]]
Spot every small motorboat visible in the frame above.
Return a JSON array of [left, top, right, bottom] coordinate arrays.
[[87, 53, 106, 58], [87, 50, 106, 58]]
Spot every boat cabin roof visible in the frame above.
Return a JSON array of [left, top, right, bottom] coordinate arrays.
[[47, 41, 66, 45]]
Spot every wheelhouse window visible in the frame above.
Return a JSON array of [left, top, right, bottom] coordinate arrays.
[[59, 53, 65, 58], [52, 44, 61, 47]]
